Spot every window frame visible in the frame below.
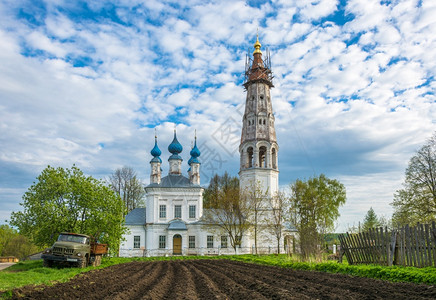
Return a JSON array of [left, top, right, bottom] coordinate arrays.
[[159, 205, 166, 218], [133, 236, 140, 249], [189, 236, 195, 249], [158, 235, 166, 249], [174, 204, 182, 219], [221, 235, 228, 248], [189, 205, 196, 219], [207, 235, 214, 248]]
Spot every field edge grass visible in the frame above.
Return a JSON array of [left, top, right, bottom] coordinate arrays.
[[227, 255, 436, 285]]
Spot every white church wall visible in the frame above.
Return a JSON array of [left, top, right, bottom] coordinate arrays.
[[146, 188, 203, 224], [240, 168, 279, 198], [119, 225, 146, 257]]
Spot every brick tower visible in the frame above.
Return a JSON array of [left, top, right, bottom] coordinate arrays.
[[239, 35, 279, 197]]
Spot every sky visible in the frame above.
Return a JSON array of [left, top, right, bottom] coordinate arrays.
[[0, 0, 435, 232]]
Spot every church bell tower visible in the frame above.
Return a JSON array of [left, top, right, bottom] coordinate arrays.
[[239, 35, 279, 198]]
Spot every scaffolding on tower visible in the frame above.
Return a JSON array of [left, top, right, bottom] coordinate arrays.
[[243, 47, 274, 89]]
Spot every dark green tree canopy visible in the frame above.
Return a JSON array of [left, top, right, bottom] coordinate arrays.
[[289, 174, 346, 260], [362, 207, 381, 232], [392, 133, 436, 226], [203, 172, 239, 208], [10, 165, 126, 253], [0, 225, 40, 260]]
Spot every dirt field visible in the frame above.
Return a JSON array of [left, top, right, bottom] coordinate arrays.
[[7, 259, 436, 299]]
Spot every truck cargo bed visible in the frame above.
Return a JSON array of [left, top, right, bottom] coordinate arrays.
[[91, 243, 108, 255]]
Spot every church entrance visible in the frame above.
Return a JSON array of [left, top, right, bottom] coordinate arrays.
[[173, 234, 182, 255]]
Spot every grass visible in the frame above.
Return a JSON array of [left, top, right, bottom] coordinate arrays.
[[226, 254, 436, 285], [1, 254, 435, 298]]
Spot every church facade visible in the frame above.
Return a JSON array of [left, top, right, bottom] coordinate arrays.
[[119, 36, 295, 257]]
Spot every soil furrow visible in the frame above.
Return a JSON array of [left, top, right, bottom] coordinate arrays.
[[213, 259, 433, 299], [109, 261, 164, 300], [183, 260, 229, 299], [191, 260, 269, 299], [194, 259, 303, 299], [164, 261, 198, 300], [141, 260, 173, 300], [8, 259, 436, 300], [198, 260, 338, 299]]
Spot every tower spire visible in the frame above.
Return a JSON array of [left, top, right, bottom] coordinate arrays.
[[253, 29, 262, 55], [244, 32, 273, 87], [150, 128, 162, 184], [168, 128, 183, 175]]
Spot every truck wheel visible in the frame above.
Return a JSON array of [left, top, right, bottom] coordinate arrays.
[[76, 259, 87, 268], [43, 259, 52, 268]]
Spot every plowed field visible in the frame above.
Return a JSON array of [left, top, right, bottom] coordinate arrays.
[[8, 259, 436, 299]]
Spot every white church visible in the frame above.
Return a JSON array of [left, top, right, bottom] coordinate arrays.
[[119, 36, 296, 257]]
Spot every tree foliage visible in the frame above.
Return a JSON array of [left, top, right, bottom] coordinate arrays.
[[10, 165, 126, 253], [108, 166, 145, 215], [392, 133, 436, 226], [362, 207, 381, 232], [0, 224, 40, 260], [289, 174, 346, 260], [203, 172, 239, 209], [202, 173, 251, 252]]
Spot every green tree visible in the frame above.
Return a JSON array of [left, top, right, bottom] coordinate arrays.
[[289, 174, 346, 260], [392, 133, 436, 226], [0, 225, 40, 260], [362, 207, 381, 232], [202, 173, 251, 253], [10, 165, 126, 254], [108, 166, 145, 215], [203, 172, 239, 209], [0, 224, 17, 255]]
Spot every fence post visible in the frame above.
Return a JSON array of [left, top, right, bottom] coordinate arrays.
[[432, 222, 436, 267], [389, 230, 397, 266]]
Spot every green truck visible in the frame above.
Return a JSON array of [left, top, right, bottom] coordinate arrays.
[[42, 232, 108, 268]]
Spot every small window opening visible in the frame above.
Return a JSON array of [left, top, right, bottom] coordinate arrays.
[[247, 147, 253, 168]]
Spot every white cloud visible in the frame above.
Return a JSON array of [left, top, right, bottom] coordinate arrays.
[[0, 0, 435, 232]]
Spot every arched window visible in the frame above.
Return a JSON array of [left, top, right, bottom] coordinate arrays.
[[272, 148, 277, 169], [247, 147, 254, 168], [259, 119, 261, 125], [259, 146, 267, 168], [263, 119, 266, 125]]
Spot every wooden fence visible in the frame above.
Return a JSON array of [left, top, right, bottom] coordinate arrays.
[[338, 222, 436, 267]]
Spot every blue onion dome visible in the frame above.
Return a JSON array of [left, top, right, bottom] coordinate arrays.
[[150, 135, 162, 163], [190, 137, 201, 158], [151, 137, 161, 157], [188, 134, 201, 165], [168, 130, 183, 154]]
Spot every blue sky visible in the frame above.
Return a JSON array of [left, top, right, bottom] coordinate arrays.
[[0, 0, 435, 232]]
